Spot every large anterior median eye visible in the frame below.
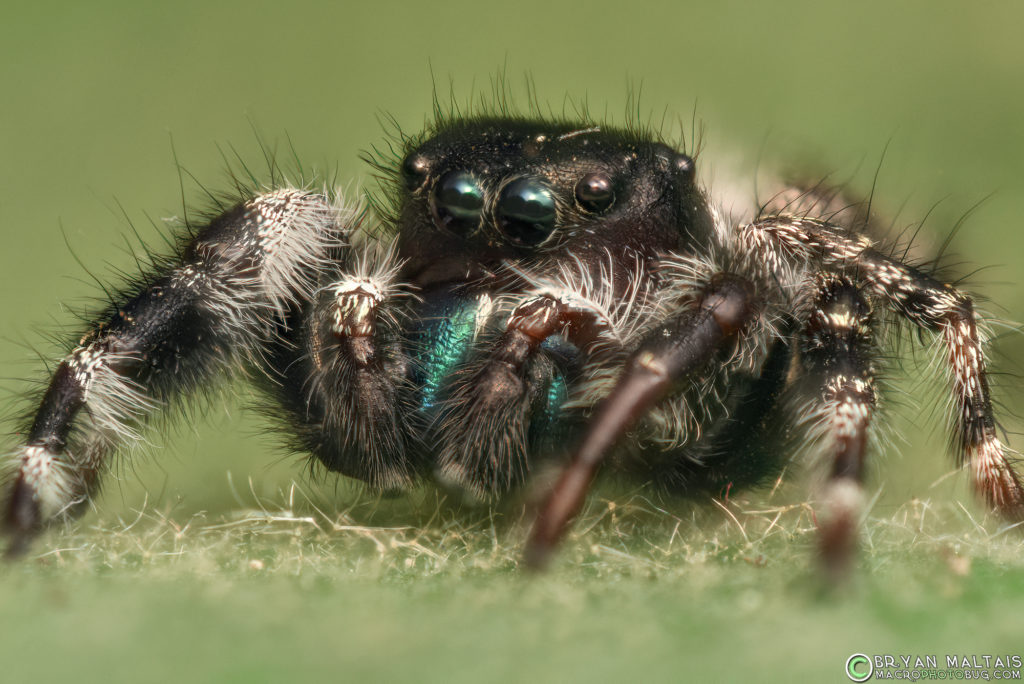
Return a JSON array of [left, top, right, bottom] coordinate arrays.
[[497, 178, 556, 246], [431, 171, 484, 236]]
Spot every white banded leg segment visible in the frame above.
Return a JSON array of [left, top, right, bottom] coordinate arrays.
[[9, 446, 79, 522], [241, 189, 351, 317], [175, 189, 348, 359], [3, 188, 358, 545], [68, 342, 157, 444], [743, 216, 1024, 518], [859, 254, 1022, 514], [5, 337, 156, 534], [331, 279, 388, 339], [799, 274, 877, 573], [942, 312, 1024, 513]]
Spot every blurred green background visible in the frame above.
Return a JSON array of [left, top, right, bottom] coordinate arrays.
[[1, 1, 1023, 682]]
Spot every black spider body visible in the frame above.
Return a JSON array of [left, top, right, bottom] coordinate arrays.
[[263, 118, 792, 503], [3, 111, 1022, 574]]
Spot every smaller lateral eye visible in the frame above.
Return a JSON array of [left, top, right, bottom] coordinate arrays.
[[674, 154, 695, 183], [574, 172, 615, 213], [401, 154, 430, 190]]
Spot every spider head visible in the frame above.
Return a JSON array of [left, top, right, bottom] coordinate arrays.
[[393, 117, 711, 289]]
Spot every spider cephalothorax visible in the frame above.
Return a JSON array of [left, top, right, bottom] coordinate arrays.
[[3, 110, 1022, 576]]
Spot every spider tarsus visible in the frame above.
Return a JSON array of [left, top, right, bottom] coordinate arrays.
[[521, 542, 553, 572], [524, 461, 596, 571], [817, 477, 864, 582], [983, 465, 1024, 524], [820, 529, 856, 583], [1, 476, 41, 560]]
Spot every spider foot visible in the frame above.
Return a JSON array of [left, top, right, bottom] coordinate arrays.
[[2, 475, 43, 560], [523, 461, 595, 571], [817, 477, 864, 581]]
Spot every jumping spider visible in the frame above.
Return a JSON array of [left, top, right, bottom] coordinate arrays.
[[3, 108, 1022, 576]]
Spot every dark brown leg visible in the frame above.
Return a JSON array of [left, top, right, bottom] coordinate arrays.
[[523, 273, 757, 569]]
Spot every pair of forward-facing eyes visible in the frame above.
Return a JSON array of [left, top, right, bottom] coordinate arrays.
[[402, 155, 617, 247]]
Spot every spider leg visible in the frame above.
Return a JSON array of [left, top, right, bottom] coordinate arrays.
[[524, 273, 758, 569], [744, 216, 1024, 518], [798, 273, 877, 577], [265, 245, 421, 491], [434, 292, 601, 499], [434, 253, 656, 499], [3, 189, 348, 554]]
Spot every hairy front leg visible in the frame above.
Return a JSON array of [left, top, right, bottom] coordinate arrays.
[[3, 189, 350, 553], [266, 244, 421, 491]]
